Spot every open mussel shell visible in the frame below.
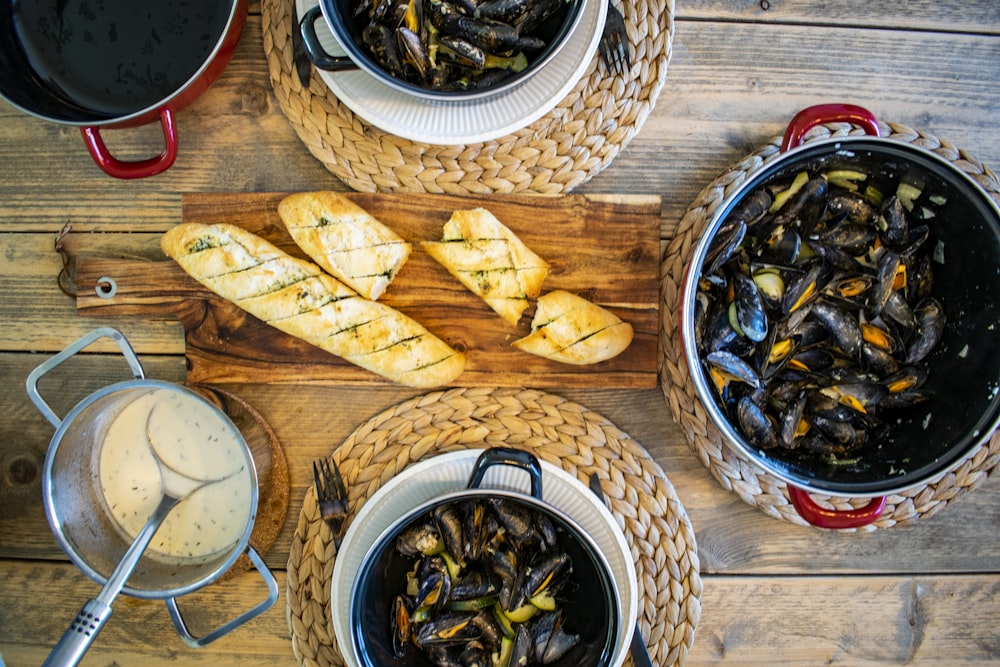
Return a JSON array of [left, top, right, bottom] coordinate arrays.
[[681, 136, 1000, 498], [349, 449, 619, 667]]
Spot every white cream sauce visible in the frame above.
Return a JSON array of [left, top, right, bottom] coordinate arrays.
[[98, 388, 253, 563]]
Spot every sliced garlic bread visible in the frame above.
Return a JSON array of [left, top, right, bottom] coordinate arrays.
[[162, 222, 464, 388], [278, 191, 411, 301], [512, 290, 633, 365], [421, 208, 549, 325]]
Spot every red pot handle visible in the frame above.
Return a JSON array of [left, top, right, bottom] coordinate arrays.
[[80, 108, 179, 179], [788, 486, 886, 529], [780, 103, 881, 152]]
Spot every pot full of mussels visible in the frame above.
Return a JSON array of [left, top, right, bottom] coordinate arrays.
[[346, 447, 622, 667], [299, 0, 586, 101], [680, 103, 1000, 529]]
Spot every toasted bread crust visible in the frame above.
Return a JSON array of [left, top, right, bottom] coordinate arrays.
[[278, 191, 411, 301], [421, 208, 549, 325], [512, 290, 633, 365], [162, 222, 463, 387]]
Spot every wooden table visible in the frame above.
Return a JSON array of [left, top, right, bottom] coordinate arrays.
[[2, 2, 999, 665]]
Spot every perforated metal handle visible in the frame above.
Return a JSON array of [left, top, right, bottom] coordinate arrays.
[[42, 599, 113, 667]]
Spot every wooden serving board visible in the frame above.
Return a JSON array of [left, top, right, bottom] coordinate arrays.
[[76, 192, 662, 388]]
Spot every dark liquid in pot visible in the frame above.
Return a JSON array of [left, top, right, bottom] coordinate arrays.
[[12, 0, 230, 115]]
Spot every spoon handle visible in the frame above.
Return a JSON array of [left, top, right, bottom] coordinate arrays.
[[42, 599, 113, 667], [43, 494, 179, 667]]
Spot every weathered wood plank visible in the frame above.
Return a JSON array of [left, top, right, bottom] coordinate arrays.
[[1, 563, 998, 665], [4, 352, 998, 575], [675, 0, 1000, 34], [1, 21, 997, 239], [0, 233, 185, 353]]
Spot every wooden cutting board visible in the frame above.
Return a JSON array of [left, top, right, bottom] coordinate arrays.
[[76, 192, 662, 388]]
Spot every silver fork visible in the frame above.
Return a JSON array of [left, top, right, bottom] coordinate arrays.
[[599, 1, 631, 75], [313, 458, 349, 549]]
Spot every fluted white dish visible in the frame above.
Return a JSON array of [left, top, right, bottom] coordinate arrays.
[[330, 448, 638, 667]]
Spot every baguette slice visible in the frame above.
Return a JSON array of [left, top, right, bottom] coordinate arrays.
[[512, 290, 633, 365], [161, 222, 464, 388], [278, 191, 411, 301], [421, 208, 549, 325]]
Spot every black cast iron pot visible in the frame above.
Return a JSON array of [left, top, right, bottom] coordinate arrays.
[[299, 0, 585, 102], [349, 447, 620, 666], [680, 103, 1000, 529]]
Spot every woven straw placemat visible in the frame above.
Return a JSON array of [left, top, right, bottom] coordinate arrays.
[[261, 0, 674, 193], [286, 387, 701, 666], [658, 120, 1000, 531]]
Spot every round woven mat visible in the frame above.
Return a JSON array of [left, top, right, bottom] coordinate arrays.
[[286, 387, 702, 666], [261, 0, 674, 193], [658, 120, 1000, 531]]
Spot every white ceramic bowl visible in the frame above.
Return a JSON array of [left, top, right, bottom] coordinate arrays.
[[331, 448, 638, 666]]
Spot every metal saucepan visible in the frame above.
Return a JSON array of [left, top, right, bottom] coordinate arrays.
[[26, 327, 278, 662], [348, 447, 621, 666], [0, 0, 247, 178], [680, 103, 1000, 529]]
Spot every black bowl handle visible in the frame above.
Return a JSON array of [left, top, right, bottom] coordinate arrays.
[[466, 447, 543, 499], [300, 5, 359, 72]]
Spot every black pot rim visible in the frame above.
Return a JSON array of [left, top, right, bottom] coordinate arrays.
[[348, 485, 621, 667], [0, 0, 245, 126], [316, 0, 587, 102], [681, 135, 1000, 497]]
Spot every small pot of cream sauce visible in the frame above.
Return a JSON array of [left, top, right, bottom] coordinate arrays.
[[26, 327, 278, 647]]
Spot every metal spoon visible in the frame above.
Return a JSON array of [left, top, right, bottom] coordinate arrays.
[[588, 472, 655, 667], [44, 406, 236, 667]]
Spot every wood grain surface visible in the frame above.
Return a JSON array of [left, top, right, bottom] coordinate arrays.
[[76, 192, 661, 388], [2, 1, 999, 665]]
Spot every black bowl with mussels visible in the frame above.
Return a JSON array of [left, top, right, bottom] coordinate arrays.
[[301, 0, 586, 101], [680, 104, 1000, 527], [349, 448, 619, 667]]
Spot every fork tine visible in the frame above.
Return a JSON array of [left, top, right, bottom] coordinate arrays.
[[599, 41, 612, 71], [617, 40, 630, 73], [312, 460, 324, 498], [599, 1, 630, 76], [325, 458, 347, 500]]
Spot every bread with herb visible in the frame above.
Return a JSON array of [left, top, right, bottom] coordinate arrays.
[[278, 191, 411, 301], [421, 208, 549, 325], [512, 290, 633, 365], [161, 222, 464, 388]]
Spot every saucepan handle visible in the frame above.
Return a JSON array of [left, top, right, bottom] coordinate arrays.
[[81, 108, 179, 179], [25, 326, 145, 429], [788, 486, 887, 530], [780, 103, 881, 152], [165, 547, 279, 648], [299, 5, 360, 71], [467, 447, 544, 500]]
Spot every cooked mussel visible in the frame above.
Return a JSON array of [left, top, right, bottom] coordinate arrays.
[[389, 497, 584, 667], [696, 169, 948, 462]]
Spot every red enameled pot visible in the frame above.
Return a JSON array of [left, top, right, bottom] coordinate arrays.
[[680, 104, 1000, 529], [0, 0, 247, 179]]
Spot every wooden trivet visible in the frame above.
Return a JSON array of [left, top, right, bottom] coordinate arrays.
[[261, 0, 674, 193], [285, 387, 701, 666], [190, 384, 290, 578], [658, 120, 1000, 531]]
